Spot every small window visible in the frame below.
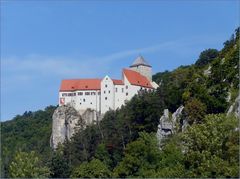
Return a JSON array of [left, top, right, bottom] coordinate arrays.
[[106, 77, 108, 80], [105, 84, 107, 88], [126, 92, 128, 96], [105, 97, 107, 100], [116, 88, 118, 92], [85, 92, 90, 95], [90, 102, 92, 104], [98, 91, 101, 95], [104, 91, 106, 94], [78, 92, 83, 96], [126, 85, 128, 89], [91, 92, 96, 95], [80, 103, 82, 105], [83, 99, 85, 102], [73, 93, 76, 96], [122, 88, 124, 92], [109, 90, 110, 94]]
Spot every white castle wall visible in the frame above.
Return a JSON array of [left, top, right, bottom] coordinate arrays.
[[100, 76, 115, 114], [114, 84, 126, 110], [59, 90, 101, 114]]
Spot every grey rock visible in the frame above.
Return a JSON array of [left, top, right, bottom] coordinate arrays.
[[203, 65, 211, 76], [227, 94, 240, 117], [50, 105, 100, 149], [157, 106, 185, 147]]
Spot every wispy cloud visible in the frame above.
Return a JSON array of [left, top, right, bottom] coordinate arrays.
[[2, 35, 222, 85], [2, 41, 177, 79]]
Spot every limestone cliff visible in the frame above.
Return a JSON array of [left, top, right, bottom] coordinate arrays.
[[50, 105, 99, 149], [156, 105, 186, 146]]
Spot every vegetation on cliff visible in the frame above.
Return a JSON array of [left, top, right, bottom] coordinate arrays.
[[1, 28, 239, 178]]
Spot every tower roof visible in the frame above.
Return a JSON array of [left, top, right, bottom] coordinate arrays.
[[130, 56, 152, 68]]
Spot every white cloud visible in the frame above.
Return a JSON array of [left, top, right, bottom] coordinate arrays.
[[2, 35, 222, 84]]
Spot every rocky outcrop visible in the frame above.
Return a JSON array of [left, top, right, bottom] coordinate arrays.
[[50, 105, 99, 149], [156, 106, 185, 146], [227, 94, 240, 117]]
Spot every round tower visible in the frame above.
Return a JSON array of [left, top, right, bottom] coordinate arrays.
[[129, 56, 152, 81]]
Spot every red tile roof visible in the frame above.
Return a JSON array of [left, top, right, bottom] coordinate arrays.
[[60, 79, 101, 91], [112, 79, 124, 85], [123, 69, 153, 88]]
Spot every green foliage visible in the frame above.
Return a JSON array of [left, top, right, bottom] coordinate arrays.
[[1, 28, 239, 178], [183, 98, 207, 124], [156, 141, 185, 177], [95, 143, 112, 168], [49, 149, 71, 178], [9, 151, 50, 178], [113, 132, 161, 177], [1, 105, 56, 177], [71, 159, 111, 178], [182, 114, 239, 178], [195, 48, 219, 67]]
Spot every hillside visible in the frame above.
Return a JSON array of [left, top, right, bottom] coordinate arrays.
[[1, 106, 56, 177], [1, 28, 239, 178]]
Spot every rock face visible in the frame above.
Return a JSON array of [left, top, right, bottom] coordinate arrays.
[[156, 106, 185, 146], [50, 105, 99, 149], [227, 94, 240, 117]]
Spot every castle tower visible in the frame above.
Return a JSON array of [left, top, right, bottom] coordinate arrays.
[[130, 56, 152, 81]]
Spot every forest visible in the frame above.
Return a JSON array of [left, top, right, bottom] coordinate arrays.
[[1, 28, 239, 178]]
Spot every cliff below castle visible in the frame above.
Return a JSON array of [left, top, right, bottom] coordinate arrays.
[[50, 105, 100, 149]]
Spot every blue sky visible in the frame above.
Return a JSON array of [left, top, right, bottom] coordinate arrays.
[[1, 0, 239, 121]]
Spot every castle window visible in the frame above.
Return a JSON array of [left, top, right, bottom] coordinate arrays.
[[78, 92, 83, 96], [105, 97, 107, 100], [85, 92, 90, 95], [126, 85, 128, 89], [116, 88, 118, 92], [104, 91, 106, 94], [90, 102, 92, 104], [83, 99, 85, 102], [80, 103, 82, 105], [126, 92, 128, 96], [105, 84, 107, 88], [109, 90, 110, 94], [106, 77, 108, 80], [122, 88, 124, 92]]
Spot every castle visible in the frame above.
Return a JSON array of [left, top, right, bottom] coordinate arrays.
[[59, 56, 158, 115]]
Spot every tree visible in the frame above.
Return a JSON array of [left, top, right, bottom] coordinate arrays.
[[95, 143, 112, 169], [195, 49, 219, 66], [113, 132, 161, 177], [182, 114, 239, 178], [71, 159, 111, 178], [9, 151, 50, 178], [49, 149, 71, 178], [183, 98, 207, 124]]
